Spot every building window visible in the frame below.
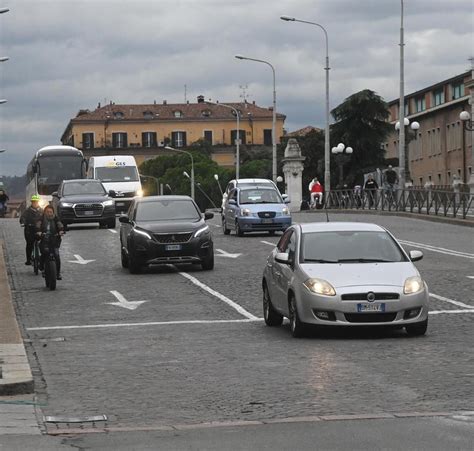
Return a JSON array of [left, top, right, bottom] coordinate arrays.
[[452, 83, 464, 100], [433, 88, 444, 106], [171, 131, 186, 147], [143, 111, 154, 119], [263, 129, 272, 146], [142, 131, 157, 148], [203, 130, 213, 144], [230, 130, 246, 145], [113, 111, 124, 119], [415, 96, 426, 113], [112, 132, 127, 148], [404, 102, 409, 116], [201, 110, 211, 117], [437, 173, 442, 183], [173, 110, 183, 118], [82, 133, 94, 150], [447, 171, 451, 183]]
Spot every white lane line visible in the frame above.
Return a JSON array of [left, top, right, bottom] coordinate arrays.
[[399, 240, 474, 259], [27, 318, 263, 331], [429, 309, 474, 315], [178, 272, 258, 320], [216, 249, 242, 258], [467, 276, 474, 279], [430, 293, 474, 309], [108, 229, 118, 234], [261, 241, 276, 246]]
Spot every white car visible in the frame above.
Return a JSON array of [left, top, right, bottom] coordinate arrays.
[[221, 178, 285, 210]]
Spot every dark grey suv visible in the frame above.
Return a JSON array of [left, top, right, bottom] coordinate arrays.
[[119, 196, 214, 273]]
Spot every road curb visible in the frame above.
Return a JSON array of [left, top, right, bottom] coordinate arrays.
[[0, 239, 34, 395]]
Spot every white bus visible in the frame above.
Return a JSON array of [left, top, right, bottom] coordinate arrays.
[[26, 145, 87, 208], [86, 155, 143, 213]]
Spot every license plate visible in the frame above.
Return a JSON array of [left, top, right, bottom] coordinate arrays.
[[116, 202, 125, 207], [165, 244, 182, 251], [84, 211, 94, 216], [357, 303, 385, 312], [261, 218, 273, 224]]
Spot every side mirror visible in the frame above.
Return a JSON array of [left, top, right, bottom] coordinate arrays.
[[52, 192, 59, 198], [204, 212, 214, 220], [108, 190, 116, 198], [284, 198, 291, 204], [228, 199, 236, 205], [118, 215, 130, 224], [281, 194, 288, 200], [409, 250, 423, 262], [275, 252, 290, 264]]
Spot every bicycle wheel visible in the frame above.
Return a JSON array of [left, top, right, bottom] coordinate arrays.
[[45, 259, 56, 290], [33, 244, 39, 275]]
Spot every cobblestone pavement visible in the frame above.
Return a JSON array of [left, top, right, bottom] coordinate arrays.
[[1, 213, 473, 431]]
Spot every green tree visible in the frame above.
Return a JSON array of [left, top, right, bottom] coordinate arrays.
[[330, 89, 391, 186]]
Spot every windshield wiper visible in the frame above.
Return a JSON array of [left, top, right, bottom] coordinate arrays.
[[336, 258, 393, 263], [303, 258, 339, 263]]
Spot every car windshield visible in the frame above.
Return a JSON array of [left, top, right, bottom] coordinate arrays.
[[63, 181, 105, 196], [96, 166, 139, 182], [239, 189, 282, 204], [301, 231, 407, 263], [136, 199, 201, 222]]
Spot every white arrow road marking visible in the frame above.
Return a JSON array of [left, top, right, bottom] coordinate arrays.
[[430, 293, 474, 309], [68, 254, 95, 265], [107, 290, 148, 311], [216, 249, 242, 258], [399, 240, 474, 259], [261, 241, 276, 246], [467, 276, 474, 279], [108, 229, 118, 234]]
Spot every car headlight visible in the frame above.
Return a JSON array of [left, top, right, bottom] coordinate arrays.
[[39, 199, 48, 208], [282, 207, 290, 215], [136, 189, 144, 197], [103, 199, 114, 206], [60, 202, 73, 207], [303, 278, 336, 296], [241, 208, 251, 216], [134, 228, 152, 240], [403, 276, 424, 294], [194, 225, 210, 237]]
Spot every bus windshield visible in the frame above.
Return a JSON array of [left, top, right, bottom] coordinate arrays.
[[95, 166, 139, 182], [37, 155, 84, 195]]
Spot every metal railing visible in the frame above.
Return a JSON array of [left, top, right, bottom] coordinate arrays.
[[324, 187, 473, 220]]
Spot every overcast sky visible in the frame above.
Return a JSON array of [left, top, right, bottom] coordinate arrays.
[[0, 0, 472, 176]]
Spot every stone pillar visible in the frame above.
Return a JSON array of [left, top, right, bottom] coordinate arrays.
[[282, 138, 306, 212]]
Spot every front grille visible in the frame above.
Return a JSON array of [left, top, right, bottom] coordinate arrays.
[[250, 223, 285, 229], [344, 313, 397, 323], [153, 232, 193, 244], [73, 203, 104, 217], [341, 292, 399, 301], [257, 211, 276, 219]]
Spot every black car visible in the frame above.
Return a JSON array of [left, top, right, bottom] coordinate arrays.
[[51, 179, 116, 228], [119, 196, 214, 273]]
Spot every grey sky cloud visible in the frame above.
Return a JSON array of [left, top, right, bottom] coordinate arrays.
[[0, 0, 472, 176]]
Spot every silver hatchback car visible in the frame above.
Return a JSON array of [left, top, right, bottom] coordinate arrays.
[[262, 222, 429, 337]]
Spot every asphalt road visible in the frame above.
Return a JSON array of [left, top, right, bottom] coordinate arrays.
[[1, 212, 473, 449]]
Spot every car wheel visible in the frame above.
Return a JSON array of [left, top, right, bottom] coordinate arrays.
[[263, 282, 283, 327], [121, 248, 129, 268], [201, 251, 214, 270], [288, 294, 306, 338], [405, 319, 428, 337], [128, 251, 142, 274], [107, 218, 116, 229], [222, 217, 230, 235], [235, 222, 244, 237]]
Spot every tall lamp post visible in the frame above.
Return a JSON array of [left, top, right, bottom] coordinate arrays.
[[235, 54, 277, 182], [460, 57, 474, 190], [281, 15, 331, 195], [331, 143, 353, 187], [165, 145, 194, 199], [206, 100, 241, 179], [398, 0, 408, 189], [395, 118, 419, 185]]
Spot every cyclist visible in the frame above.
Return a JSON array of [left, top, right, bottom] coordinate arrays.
[[0, 189, 9, 217], [36, 205, 64, 280], [19, 194, 43, 265], [309, 178, 324, 208]]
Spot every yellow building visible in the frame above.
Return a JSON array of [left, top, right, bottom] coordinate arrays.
[[61, 95, 286, 168]]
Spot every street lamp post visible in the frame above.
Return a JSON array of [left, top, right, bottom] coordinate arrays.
[[165, 146, 194, 199], [460, 57, 474, 190], [398, 0, 407, 189], [331, 143, 353, 187], [395, 118, 419, 185], [235, 54, 277, 182], [281, 15, 331, 195], [206, 101, 240, 179]]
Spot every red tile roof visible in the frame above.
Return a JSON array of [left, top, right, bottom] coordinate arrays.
[[287, 126, 322, 137]]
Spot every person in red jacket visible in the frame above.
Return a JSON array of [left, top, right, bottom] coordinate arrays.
[[309, 178, 324, 208]]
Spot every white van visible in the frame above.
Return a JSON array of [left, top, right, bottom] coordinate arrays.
[[87, 155, 143, 213]]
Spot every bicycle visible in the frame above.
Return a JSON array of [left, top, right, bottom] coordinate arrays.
[[40, 231, 63, 290]]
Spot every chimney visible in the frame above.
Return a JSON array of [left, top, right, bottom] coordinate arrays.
[[163, 100, 167, 105], [253, 101, 255, 105], [154, 100, 156, 105], [197, 95, 205, 103], [98, 102, 101, 109]]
